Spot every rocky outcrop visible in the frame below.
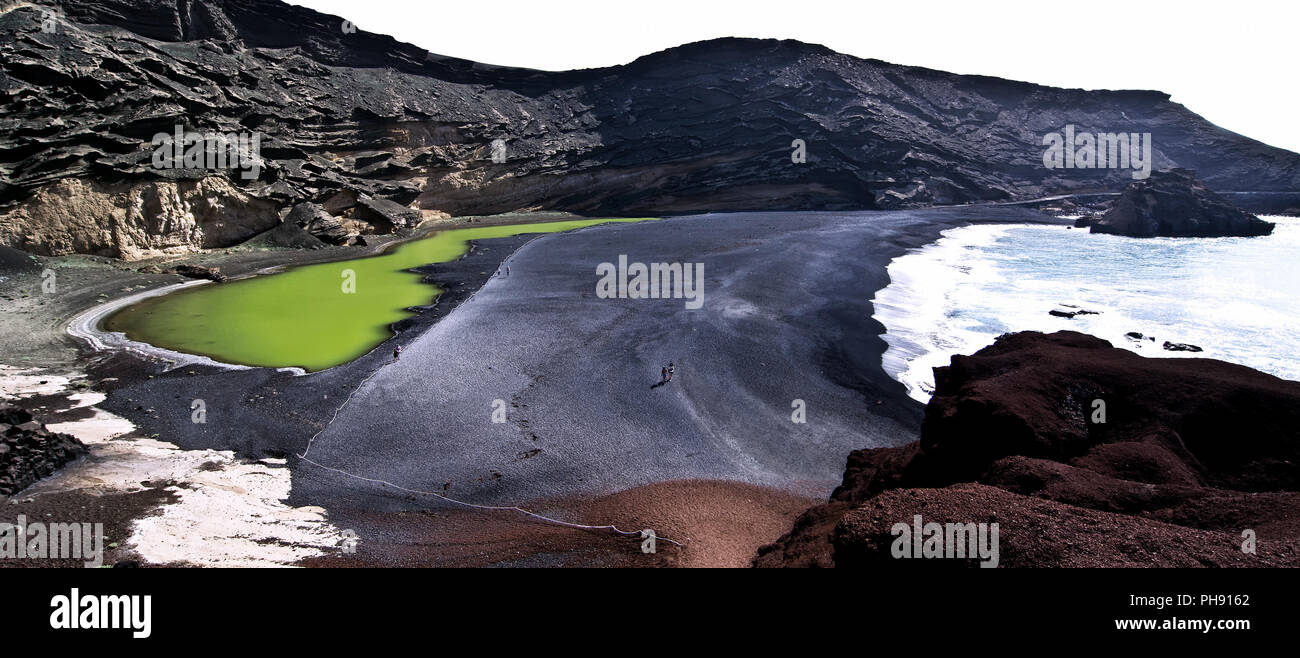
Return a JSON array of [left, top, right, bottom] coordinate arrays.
[[242, 219, 327, 250], [756, 331, 1300, 567], [0, 403, 88, 496], [1090, 169, 1276, 238], [285, 202, 349, 245], [0, 177, 280, 259], [2, 1, 1299, 256], [352, 195, 422, 232]]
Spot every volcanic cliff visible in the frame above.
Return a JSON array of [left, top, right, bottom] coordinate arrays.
[[2, 0, 1300, 258]]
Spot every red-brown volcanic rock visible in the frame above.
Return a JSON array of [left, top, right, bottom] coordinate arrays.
[[756, 331, 1300, 567]]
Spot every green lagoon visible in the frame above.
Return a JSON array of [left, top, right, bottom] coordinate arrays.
[[105, 218, 652, 371]]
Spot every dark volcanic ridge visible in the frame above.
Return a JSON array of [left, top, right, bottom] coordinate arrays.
[[757, 331, 1300, 567], [2, 0, 1299, 258]]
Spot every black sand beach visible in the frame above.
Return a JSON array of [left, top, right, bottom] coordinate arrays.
[[69, 205, 1061, 565], [7, 205, 1066, 566]]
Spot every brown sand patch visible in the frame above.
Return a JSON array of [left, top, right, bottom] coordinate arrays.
[[302, 479, 816, 568]]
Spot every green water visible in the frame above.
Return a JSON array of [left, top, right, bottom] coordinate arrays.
[[105, 218, 652, 371]]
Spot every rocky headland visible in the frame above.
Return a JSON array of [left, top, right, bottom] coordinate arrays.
[[756, 331, 1300, 567], [1086, 168, 1276, 237]]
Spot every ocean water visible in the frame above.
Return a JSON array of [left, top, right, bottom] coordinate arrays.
[[873, 216, 1300, 403]]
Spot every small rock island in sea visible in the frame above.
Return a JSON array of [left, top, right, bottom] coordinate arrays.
[[1087, 168, 1276, 238]]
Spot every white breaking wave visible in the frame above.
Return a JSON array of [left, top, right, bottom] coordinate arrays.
[[874, 216, 1300, 403]]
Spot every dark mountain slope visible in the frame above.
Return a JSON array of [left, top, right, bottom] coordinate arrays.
[[1, 0, 1297, 257]]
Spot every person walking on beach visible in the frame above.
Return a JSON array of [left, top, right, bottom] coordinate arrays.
[[506, 266, 511, 277], [661, 366, 668, 383], [393, 345, 402, 361], [667, 362, 675, 381]]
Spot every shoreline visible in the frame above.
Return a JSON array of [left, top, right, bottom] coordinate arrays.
[[2, 212, 617, 567], [65, 212, 635, 374], [873, 215, 1300, 403], [4, 206, 1069, 567], [277, 206, 1068, 566]]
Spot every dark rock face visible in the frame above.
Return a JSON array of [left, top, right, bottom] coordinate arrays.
[[1, 403, 88, 496], [171, 263, 226, 282], [756, 331, 1300, 567], [1090, 169, 1276, 237], [1, 1, 1298, 256], [242, 218, 327, 250], [286, 202, 349, 245], [352, 195, 421, 232]]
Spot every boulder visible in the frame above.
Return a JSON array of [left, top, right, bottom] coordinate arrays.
[[354, 195, 422, 231], [1049, 306, 1099, 319], [243, 219, 328, 250], [0, 403, 88, 496], [286, 202, 350, 245], [171, 264, 226, 282]]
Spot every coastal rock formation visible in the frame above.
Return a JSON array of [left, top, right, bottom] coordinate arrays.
[[756, 331, 1300, 567], [0, 403, 88, 496], [1090, 169, 1276, 238], [833, 483, 1271, 568], [2, 1, 1299, 256], [0, 176, 279, 259]]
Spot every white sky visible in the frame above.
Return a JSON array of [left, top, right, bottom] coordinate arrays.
[[289, 0, 1298, 153]]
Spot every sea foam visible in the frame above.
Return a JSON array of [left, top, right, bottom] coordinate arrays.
[[873, 217, 1300, 403]]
